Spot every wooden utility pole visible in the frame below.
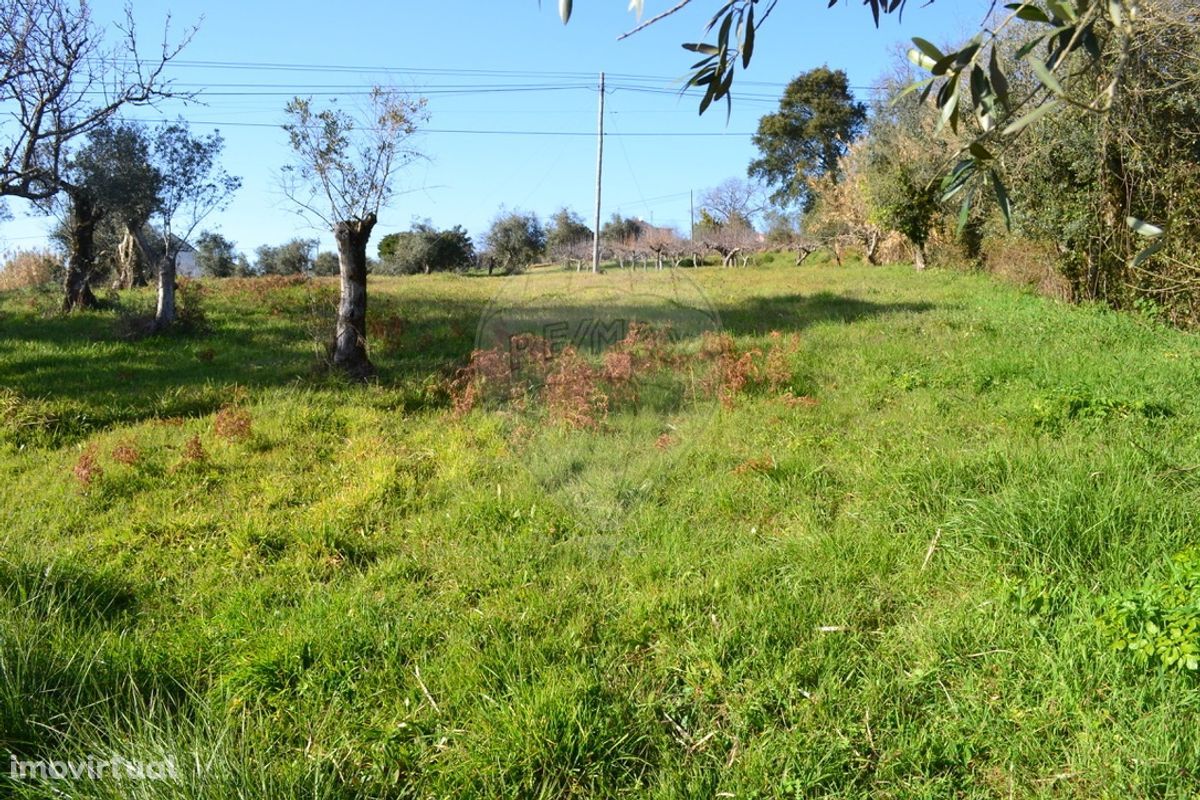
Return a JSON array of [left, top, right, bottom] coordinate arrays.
[[592, 72, 605, 274]]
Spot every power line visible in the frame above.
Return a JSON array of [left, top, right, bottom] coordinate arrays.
[[122, 117, 759, 137], [101, 56, 882, 93]]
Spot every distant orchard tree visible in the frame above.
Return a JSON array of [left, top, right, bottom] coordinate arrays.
[[546, 208, 592, 248], [377, 222, 474, 275], [194, 232, 240, 278], [483, 211, 546, 275], [282, 87, 427, 379], [546, 208, 593, 270], [255, 238, 317, 276], [312, 251, 340, 277], [699, 178, 763, 228], [600, 214, 643, 246], [695, 208, 759, 268]]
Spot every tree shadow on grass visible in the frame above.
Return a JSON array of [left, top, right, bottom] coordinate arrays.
[[715, 292, 935, 337], [0, 288, 934, 445]]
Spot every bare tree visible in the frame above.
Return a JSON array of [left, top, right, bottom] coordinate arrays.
[[283, 88, 426, 379], [699, 178, 764, 228], [1, 0, 191, 202], [805, 142, 886, 266], [642, 225, 686, 270], [696, 207, 761, 268]]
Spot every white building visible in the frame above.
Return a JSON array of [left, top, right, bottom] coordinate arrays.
[[173, 238, 200, 278]]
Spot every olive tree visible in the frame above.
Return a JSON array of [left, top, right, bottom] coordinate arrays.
[[282, 88, 427, 378], [377, 223, 474, 275], [145, 123, 239, 330], [483, 211, 546, 275], [194, 232, 241, 278], [255, 238, 317, 276], [58, 121, 161, 309]]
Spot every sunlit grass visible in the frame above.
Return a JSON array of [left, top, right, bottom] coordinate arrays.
[[2, 260, 1199, 797]]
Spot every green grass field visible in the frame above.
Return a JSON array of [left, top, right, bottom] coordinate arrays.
[[2, 259, 1200, 798]]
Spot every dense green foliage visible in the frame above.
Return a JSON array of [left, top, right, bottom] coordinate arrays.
[[376, 223, 475, 275], [2, 261, 1200, 797], [254, 238, 317, 276], [545, 208, 593, 250], [483, 211, 545, 274], [599, 213, 643, 245], [194, 232, 243, 278], [748, 68, 866, 212], [795, 1, 1200, 315], [313, 251, 340, 277]]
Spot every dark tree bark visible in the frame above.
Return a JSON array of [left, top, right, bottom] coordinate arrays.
[[332, 214, 377, 379], [62, 190, 101, 311]]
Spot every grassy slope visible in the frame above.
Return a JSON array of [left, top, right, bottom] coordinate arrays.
[[2, 261, 1200, 798]]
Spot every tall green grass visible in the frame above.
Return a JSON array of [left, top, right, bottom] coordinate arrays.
[[1, 263, 1199, 797]]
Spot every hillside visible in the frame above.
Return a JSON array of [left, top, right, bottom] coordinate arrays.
[[2, 262, 1199, 798]]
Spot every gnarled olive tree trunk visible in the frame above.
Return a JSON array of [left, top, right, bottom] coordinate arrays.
[[62, 192, 102, 312], [113, 225, 150, 289], [332, 214, 377, 379]]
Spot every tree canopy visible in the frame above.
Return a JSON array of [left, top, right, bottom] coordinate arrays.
[[484, 211, 546, 275], [195, 232, 242, 278], [377, 223, 475, 275], [1, 0, 190, 201], [558, 1, 1155, 240], [282, 89, 427, 229], [748, 68, 866, 212], [255, 238, 316, 276]]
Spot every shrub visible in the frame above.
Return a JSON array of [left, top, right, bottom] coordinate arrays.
[[176, 277, 208, 332], [366, 312, 407, 355], [449, 347, 516, 418], [180, 434, 207, 465], [448, 334, 555, 417], [981, 235, 1072, 301], [0, 248, 61, 291], [544, 347, 607, 430], [700, 332, 761, 409], [110, 441, 141, 466], [449, 324, 692, 427], [1102, 548, 1200, 672], [73, 444, 103, 488], [214, 405, 252, 442]]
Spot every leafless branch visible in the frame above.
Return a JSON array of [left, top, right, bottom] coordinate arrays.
[[618, 0, 696, 41]]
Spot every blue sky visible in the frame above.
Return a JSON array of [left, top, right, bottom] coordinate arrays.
[[1, 0, 988, 260]]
